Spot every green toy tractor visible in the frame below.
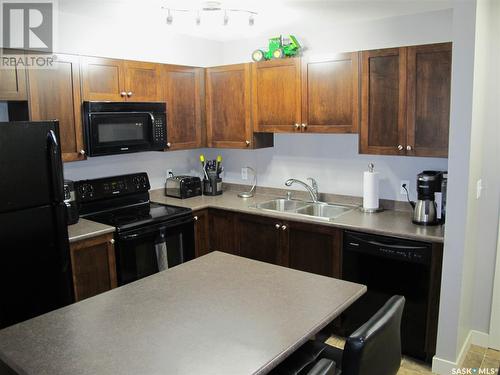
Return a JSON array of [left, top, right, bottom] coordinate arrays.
[[252, 35, 301, 62]]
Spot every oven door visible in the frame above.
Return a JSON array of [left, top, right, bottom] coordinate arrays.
[[114, 216, 195, 286], [87, 112, 156, 156]]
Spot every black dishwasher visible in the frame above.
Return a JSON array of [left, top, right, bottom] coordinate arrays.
[[341, 230, 433, 361]]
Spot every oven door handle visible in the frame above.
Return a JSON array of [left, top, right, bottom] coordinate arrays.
[[118, 216, 194, 240]]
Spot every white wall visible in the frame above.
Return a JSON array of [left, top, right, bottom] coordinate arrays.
[[57, 0, 225, 67], [203, 134, 447, 201], [434, 0, 500, 370], [64, 150, 200, 188], [213, 9, 452, 202]]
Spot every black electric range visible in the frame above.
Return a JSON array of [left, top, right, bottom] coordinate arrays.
[[84, 202, 191, 232], [76, 173, 195, 285]]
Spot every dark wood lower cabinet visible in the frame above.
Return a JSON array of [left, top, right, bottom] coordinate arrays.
[[69, 233, 117, 302], [207, 209, 237, 255], [235, 213, 288, 266], [288, 221, 341, 278], [193, 209, 210, 258], [197, 210, 342, 278]]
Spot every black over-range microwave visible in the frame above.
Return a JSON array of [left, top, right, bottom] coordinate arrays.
[[83, 101, 167, 156]]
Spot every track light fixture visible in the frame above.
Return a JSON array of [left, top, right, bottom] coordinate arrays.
[[162, 1, 257, 27]]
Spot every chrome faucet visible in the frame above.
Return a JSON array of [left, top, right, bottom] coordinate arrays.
[[285, 178, 319, 202]]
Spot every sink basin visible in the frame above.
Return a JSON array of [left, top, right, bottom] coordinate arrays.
[[253, 199, 355, 220], [296, 203, 353, 219], [256, 199, 309, 212]]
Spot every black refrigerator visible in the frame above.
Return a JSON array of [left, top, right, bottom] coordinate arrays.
[[0, 121, 74, 329]]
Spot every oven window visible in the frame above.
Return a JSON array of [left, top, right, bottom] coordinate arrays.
[[98, 122, 145, 143]]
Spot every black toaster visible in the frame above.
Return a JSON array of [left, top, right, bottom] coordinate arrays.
[[165, 176, 202, 199]]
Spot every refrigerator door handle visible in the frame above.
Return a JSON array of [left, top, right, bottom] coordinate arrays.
[[47, 129, 64, 203]]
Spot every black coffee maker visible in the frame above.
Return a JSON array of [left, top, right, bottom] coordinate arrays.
[[411, 171, 443, 225]]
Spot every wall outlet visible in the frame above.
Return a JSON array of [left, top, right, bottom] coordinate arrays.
[[241, 167, 248, 180], [166, 169, 173, 178], [400, 180, 410, 195]]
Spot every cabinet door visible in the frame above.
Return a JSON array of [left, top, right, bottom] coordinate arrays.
[[70, 234, 117, 302], [80, 56, 126, 101], [0, 49, 27, 100], [360, 48, 407, 155], [208, 209, 237, 255], [407, 43, 451, 157], [236, 213, 287, 266], [288, 222, 341, 278], [124, 61, 160, 102], [206, 64, 253, 148], [252, 58, 302, 132], [193, 209, 210, 258], [162, 65, 203, 150], [28, 54, 85, 162], [302, 53, 359, 133]]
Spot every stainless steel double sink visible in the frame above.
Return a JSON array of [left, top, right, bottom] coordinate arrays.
[[252, 198, 355, 221]]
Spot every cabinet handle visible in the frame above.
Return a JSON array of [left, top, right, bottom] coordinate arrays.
[[110, 239, 115, 244], [127, 91, 133, 97], [301, 123, 307, 130], [294, 123, 300, 129], [120, 91, 126, 97], [406, 145, 413, 151], [281, 225, 287, 231], [397, 144, 404, 151], [275, 224, 280, 229], [194, 216, 198, 221], [245, 140, 250, 146], [166, 142, 171, 148], [79, 149, 86, 155]]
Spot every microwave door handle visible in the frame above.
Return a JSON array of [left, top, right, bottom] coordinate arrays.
[[148, 113, 155, 124]]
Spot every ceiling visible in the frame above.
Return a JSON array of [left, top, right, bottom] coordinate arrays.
[[59, 0, 454, 41]]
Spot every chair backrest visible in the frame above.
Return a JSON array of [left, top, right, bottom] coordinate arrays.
[[341, 295, 405, 375]]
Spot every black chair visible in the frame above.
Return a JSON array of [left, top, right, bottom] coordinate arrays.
[[271, 295, 405, 375]]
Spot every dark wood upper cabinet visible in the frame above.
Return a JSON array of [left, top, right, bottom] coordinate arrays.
[[360, 47, 407, 155], [69, 233, 117, 302], [28, 53, 85, 162], [406, 43, 452, 157], [80, 56, 126, 101], [301, 53, 360, 133], [162, 65, 203, 150], [360, 43, 451, 157], [288, 222, 341, 278], [235, 213, 288, 266], [252, 58, 302, 133], [0, 49, 27, 100], [124, 61, 160, 102], [206, 64, 251, 148]]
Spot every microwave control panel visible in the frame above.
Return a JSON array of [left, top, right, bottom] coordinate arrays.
[[152, 114, 167, 146]]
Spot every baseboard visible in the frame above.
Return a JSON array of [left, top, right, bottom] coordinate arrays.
[[432, 330, 490, 374]]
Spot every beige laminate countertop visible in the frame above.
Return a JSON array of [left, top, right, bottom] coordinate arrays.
[[67, 218, 115, 243], [150, 189, 445, 243], [0, 252, 366, 375]]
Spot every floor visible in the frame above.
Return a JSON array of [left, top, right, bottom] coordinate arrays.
[[326, 335, 500, 374]]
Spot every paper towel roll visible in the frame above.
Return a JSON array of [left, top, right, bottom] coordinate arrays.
[[363, 171, 379, 210]]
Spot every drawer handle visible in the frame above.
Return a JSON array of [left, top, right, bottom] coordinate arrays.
[[110, 239, 115, 244]]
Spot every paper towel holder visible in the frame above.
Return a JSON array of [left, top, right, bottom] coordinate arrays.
[[360, 162, 384, 213]]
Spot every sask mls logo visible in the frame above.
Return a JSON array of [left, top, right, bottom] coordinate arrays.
[[2, 2, 53, 53]]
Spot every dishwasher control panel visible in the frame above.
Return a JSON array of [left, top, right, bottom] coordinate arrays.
[[344, 231, 431, 265]]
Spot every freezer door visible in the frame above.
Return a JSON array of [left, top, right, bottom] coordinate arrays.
[[0, 204, 73, 329], [0, 121, 64, 213]]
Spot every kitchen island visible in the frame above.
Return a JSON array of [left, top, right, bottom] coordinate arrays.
[[0, 252, 366, 375]]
